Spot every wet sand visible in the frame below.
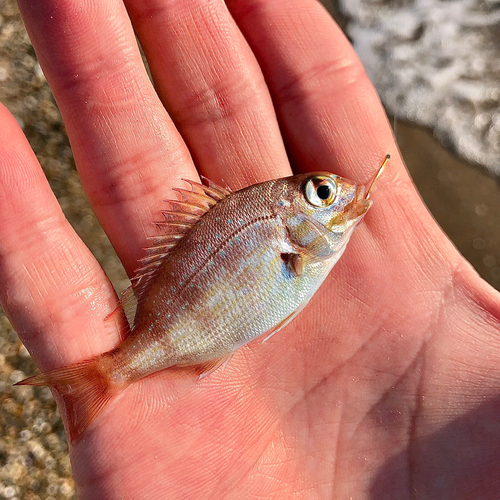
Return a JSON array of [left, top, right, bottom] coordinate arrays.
[[0, 1, 498, 498], [396, 120, 500, 291]]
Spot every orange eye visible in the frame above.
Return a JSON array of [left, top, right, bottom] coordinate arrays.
[[304, 176, 337, 207]]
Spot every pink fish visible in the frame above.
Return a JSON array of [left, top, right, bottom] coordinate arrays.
[[17, 156, 389, 443]]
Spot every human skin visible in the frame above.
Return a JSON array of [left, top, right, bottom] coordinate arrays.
[[1, 0, 500, 498]]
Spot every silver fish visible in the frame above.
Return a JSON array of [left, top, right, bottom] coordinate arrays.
[[17, 155, 389, 443]]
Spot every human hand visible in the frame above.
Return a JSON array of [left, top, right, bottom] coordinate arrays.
[[1, 0, 500, 498]]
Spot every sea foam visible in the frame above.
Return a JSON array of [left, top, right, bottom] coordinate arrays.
[[339, 0, 500, 174]]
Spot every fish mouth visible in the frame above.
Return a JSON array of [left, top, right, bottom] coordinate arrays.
[[334, 185, 371, 228], [325, 186, 371, 232], [349, 185, 372, 219]]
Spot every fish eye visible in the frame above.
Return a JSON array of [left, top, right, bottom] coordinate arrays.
[[304, 176, 338, 207]]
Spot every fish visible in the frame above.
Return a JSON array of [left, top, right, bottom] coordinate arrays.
[[16, 155, 389, 443]]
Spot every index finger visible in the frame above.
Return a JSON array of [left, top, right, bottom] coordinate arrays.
[[17, 0, 196, 274]]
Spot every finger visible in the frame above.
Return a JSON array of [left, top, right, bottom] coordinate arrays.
[[124, 0, 291, 188], [225, 0, 452, 252], [223, 0, 459, 268], [17, 0, 196, 273], [226, 0, 403, 185], [0, 105, 121, 370], [224, 0, 461, 380]]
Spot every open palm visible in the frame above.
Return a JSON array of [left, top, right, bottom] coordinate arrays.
[[2, 0, 500, 498]]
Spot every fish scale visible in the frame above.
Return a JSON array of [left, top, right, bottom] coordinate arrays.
[[16, 157, 389, 443]]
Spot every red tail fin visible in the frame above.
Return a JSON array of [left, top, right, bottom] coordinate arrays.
[[16, 357, 117, 444]]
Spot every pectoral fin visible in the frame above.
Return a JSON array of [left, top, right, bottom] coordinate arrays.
[[281, 252, 304, 276]]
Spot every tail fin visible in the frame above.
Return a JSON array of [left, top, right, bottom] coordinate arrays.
[[15, 357, 117, 444]]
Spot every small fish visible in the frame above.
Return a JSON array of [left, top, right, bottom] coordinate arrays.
[[17, 156, 389, 443]]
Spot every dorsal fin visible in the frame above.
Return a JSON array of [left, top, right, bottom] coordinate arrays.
[[172, 187, 216, 209], [127, 177, 232, 316], [199, 176, 232, 200]]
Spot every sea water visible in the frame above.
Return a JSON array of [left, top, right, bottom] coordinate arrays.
[[338, 0, 500, 175]]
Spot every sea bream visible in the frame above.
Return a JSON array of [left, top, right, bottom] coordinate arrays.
[[17, 156, 389, 443]]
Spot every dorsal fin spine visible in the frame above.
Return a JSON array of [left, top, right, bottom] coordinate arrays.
[[161, 211, 199, 224], [165, 200, 206, 216], [154, 222, 193, 235], [173, 187, 216, 208], [139, 253, 169, 266], [199, 175, 232, 197], [134, 260, 164, 274], [144, 243, 178, 256], [172, 188, 214, 209]]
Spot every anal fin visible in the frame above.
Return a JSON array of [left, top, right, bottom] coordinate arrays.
[[177, 354, 235, 380], [262, 304, 307, 343]]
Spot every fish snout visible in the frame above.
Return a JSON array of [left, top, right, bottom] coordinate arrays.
[[346, 186, 372, 220]]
